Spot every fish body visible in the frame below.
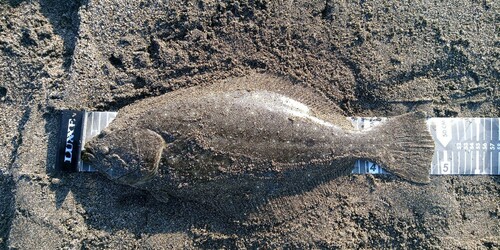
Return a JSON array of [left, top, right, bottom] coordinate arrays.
[[83, 74, 434, 221]]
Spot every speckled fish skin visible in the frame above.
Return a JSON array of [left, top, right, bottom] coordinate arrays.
[[83, 74, 434, 221]]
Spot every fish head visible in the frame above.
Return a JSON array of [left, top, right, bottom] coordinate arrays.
[[82, 128, 162, 186]]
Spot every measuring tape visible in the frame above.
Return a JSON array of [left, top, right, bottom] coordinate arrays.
[[56, 111, 500, 176], [351, 117, 500, 175]]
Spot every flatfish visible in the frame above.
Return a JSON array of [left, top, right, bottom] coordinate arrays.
[[83, 73, 434, 224]]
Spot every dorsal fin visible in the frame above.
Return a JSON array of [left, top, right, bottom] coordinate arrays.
[[215, 73, 353, 130], [116, 73, 353, 130]]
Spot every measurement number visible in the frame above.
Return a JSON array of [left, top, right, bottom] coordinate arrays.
[[456, 142, 500, 151]]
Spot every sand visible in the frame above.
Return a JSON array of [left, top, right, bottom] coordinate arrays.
[[1, 0, 499, 249]]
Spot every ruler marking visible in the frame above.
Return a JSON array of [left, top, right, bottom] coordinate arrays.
[[482, 151, 485, 174], [96, 112, 101, 133], [444, 151, 447, 174], [463, 120, 467, 174], [82, 112, 89, 144], [462, 119, 467, 140], [476, 119, 480, 141], [94, 112, 101, 136], [100, 112, 108, 130], [99, 112, 104, 130], [92, 112, 96, 135], [444, 150, 449, 174], [443, 151, 448, 174], [97, 112, 102, 132], [490, 151, 493, 175], [470, 150, 473, 174], [469, 120, 473, 141], [436, 151, 440, 174], [79, 112, 89, 172], [443, 150, 450, 174], [90, 112, 94, 135], [108, 112, 114, 125], [99, 112, 104, 132], [431, 148, 439, 173], [452, 120, 456, 174], [451, 151, 455, 174], [463, 151, 467, 174], [483, 119, 486, 141], [88, 112, 93, 138], [475, 151, 480, 174], [491, 118, 493, 141]]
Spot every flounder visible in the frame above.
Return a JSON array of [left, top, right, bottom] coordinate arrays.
[[83, 74, 434, 223]]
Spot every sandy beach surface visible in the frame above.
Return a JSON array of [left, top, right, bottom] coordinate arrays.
[[1, 0, 499, 249]]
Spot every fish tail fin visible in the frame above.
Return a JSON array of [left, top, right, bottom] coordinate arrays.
[[368, 111, 435, 183]]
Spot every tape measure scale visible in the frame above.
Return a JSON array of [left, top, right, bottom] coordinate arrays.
[[350, 117, 500, 175]]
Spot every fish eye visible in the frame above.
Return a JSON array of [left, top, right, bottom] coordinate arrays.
[[99, 146, 110, 155], [82, 148, 95, 162]]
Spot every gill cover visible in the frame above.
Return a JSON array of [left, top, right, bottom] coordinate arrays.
[[84, 128, 165, 186]]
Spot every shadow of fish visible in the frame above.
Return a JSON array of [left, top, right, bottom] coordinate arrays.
[[83, 74, 434, 224]]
